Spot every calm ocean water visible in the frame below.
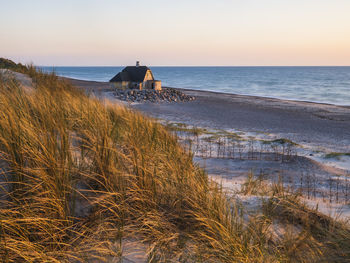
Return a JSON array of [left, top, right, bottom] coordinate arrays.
[[40, 66, 350, 106]]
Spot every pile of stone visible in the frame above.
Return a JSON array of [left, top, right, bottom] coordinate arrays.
[[114, 88, 195, 103]]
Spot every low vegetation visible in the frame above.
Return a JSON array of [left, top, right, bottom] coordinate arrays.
[[0, 61, 349, 262], [261, 138, 298, 146], [325, 152, 350, 159], [166, 122, 208, 136], [0, 58, 28, 73]]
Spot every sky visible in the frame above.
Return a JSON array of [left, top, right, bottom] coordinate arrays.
[[1, 0, 350, 66]]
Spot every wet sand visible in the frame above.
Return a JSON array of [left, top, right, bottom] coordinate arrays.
[[133, 88, 350, 153]]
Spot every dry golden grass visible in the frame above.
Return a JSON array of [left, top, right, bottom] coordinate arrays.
[[0, 66, 349, 262]]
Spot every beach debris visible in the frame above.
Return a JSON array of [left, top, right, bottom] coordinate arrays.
[[114, 88, 195, 103]]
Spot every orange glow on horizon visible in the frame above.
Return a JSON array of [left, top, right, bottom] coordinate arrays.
[[1, 0, 350, 66]]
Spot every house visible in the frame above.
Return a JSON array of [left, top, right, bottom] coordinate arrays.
[[110, 61, 161, 90]]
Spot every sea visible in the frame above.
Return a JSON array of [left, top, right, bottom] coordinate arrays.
[[40, 66, 350, 106]]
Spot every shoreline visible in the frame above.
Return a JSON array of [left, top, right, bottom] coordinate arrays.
[[171, 86, 350, 108], [63, 76, 350, 108]]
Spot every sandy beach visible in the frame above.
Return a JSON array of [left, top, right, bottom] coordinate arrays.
[[133, 88, 350, 152], [66, 77, 350, 153]]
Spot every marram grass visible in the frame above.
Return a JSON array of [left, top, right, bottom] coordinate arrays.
[[0, 67, 349, 262]]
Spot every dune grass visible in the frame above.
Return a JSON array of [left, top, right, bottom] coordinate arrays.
[[0, 65, 349, 262]]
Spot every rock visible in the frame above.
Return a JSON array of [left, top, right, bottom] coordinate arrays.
[[114, 88, 195, 103]]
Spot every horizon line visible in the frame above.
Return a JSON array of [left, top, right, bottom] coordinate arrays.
[[38, 65, 350, 67]]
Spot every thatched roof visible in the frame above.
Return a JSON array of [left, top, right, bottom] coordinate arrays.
[[110, 66, 153, 83]]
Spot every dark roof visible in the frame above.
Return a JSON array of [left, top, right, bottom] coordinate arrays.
[[110, 66, 153, 82], [110, 71, 131, 82]]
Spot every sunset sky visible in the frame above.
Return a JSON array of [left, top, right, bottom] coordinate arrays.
[[1, 0, 350, 66]]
